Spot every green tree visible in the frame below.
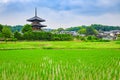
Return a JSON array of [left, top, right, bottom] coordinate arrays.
[[0, 24, 3, 32], [0, 33, 3, 38], [86, 27, 98, 35], [22, 24, 32, 33], [2, 27, 12, 38], [14, 31, 22, 40], [78, 28, 86, 34], [11, 25, 23, 32], [65, 26, 82, 31], [23, 31, 34, 40], [57, 28, 64, 32], [91, 24, 120, 31], [86, 35, 98, 41]]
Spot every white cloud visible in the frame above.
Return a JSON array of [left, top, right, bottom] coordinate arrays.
[[0, 0, 120, 28], [97, 0, 120, 6], [34, 8, 120, 28], [0, 0, 33, 3], [0, 6, 120, 28], [0, 0, 10, 3]]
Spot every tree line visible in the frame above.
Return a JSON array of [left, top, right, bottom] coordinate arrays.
[[0, 24, 73, 41], [66, 24, 120, 31], [0, 24, 120, 42]]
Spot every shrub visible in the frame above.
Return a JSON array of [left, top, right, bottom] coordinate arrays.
[[14, 31, 23, 40]]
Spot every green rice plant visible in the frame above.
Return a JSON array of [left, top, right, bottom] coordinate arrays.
[[0, 49, 120, 80], [0, 41, 120, 50]]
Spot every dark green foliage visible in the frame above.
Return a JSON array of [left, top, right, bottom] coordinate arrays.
[[0, 33, 3, 37], [0, 24, 3, 32], [78, 27, 98, 36], [86, 35, 98, 41], [51, 34, 73, 41], [14, 31, 22, 40], [0, 33, 4, 41], [23, 31, 52, 41], [86, 27, 98, 35], [23, 31, 34, 40], [91, 24, 120, 31], [22, 24, 32, 33], [33, 32, 52, 40], [22, 31, 73, 41], [66, 24, 120, 32], [99, 40, 110, 42], [11, 25, 23, 32], [66, 26, 82, 31]]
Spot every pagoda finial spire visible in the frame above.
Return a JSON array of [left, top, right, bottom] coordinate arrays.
[[35, 8, 37, 16], [27, 8, 47, 30]]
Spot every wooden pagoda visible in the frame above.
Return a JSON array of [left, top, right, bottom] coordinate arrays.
[[27, 8, 46, 30]]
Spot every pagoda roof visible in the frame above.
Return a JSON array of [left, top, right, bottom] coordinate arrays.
[[33, 24, 47, 27], [27, 16, 45, 22], [39, 25, 47, 27], [27, 8, 46, 22]]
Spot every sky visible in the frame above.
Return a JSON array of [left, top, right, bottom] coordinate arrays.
[[0, 0, 120, 28]]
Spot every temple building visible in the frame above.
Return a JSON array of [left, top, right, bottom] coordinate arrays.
[[27, 8, 46, 30]]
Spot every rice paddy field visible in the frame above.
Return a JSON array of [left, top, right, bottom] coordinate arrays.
[[0, 41, 120, 49], [0, 41, 120, 80]]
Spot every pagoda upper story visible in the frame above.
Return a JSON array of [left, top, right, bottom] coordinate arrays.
[[27, 8, 46, 30]]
